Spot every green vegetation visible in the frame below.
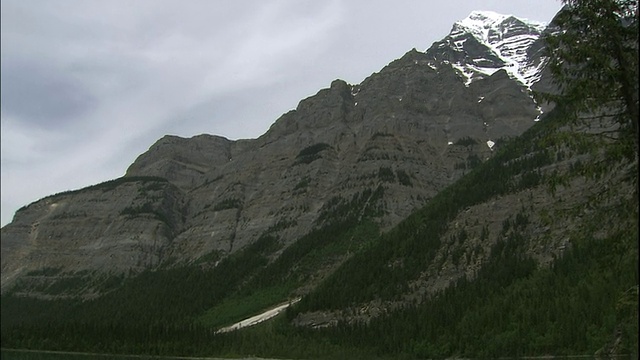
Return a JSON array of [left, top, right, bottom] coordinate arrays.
[[316, 186, 385, 225], [454, 136, 478, 146], [540, 0, 638, 150], [2, 234, 280, 330], [3, 195, 634, 358], [265, 218, 297, 235], [377, 166, 395, 182], [396, 169, 412, 186], [2, 6, 638, 356], [8, 270, 124, 298], [466, 153, 482, 169], [70, 176, 169, 194], [294, 143, 332, 165], [1, 208, 385, 358], [25, 267, 63, 277], [371, 132, 394, 139], [3, 102, 637, 358], [454, 153, 483, 173], [16, 177, 170, 214], [293, 176, 311, 190], [194, 249, 223, 265], [3, 84, 633, 360], [198, 284, 294, 329], [314, 217, 637, 358], [212, 197, 242, 211], [120, 202, 173, 227]]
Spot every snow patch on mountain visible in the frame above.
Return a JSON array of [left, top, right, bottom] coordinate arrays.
[[448, 10, 547, 88]]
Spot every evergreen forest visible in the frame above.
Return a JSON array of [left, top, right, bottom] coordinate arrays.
[[1, 0, 638, 358]]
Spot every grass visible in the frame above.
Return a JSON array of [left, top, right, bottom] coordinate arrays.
[[197, 283, 296, 329]]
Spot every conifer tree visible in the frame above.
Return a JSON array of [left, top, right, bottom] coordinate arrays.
[[540, 0, 638, 148]]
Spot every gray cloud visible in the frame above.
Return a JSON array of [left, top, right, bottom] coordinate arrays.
[[0, 0, 562, 226], [1, 59, 97, 128]]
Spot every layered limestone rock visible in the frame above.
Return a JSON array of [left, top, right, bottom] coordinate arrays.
[[1, 178, 186, 293], [1, 13, 548, 296], [122, 48, 540, 263]]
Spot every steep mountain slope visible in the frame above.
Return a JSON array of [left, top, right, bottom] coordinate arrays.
[[2, 93, 636, 360], [289, 107, 637, 323], [1, 11, 547, 296], [1, 8, 638, 358]]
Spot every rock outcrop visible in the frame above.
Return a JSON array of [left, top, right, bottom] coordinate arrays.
[[1, 11, 550, 296]]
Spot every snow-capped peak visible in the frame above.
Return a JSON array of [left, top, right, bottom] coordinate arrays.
[[455, 10, 512, 42], [437, 10, 548, 88], [455, 11, 546, 45]]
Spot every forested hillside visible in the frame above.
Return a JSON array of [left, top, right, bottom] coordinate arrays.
[[2, 101, 637, 358], [1, 1, 638, 358]]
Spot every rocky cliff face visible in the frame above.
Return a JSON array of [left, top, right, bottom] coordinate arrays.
[[1, 11, 549, 295]]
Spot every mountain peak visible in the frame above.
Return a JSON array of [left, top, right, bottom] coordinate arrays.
[[455, 11, 547, 44], [428, 10, 548, 88], [457, 10, 512, 36]]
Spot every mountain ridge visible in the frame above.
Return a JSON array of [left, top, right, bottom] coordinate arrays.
[[1, 11, 548, 294], [1, 7, 638, 358]]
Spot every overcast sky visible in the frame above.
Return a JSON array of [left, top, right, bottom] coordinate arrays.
[[0, 0, 562, 227]]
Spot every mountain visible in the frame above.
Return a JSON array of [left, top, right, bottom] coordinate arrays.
[[1, 11, 545, 296], [2, 9, 638, 359], [427, 10, 547, 88]]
